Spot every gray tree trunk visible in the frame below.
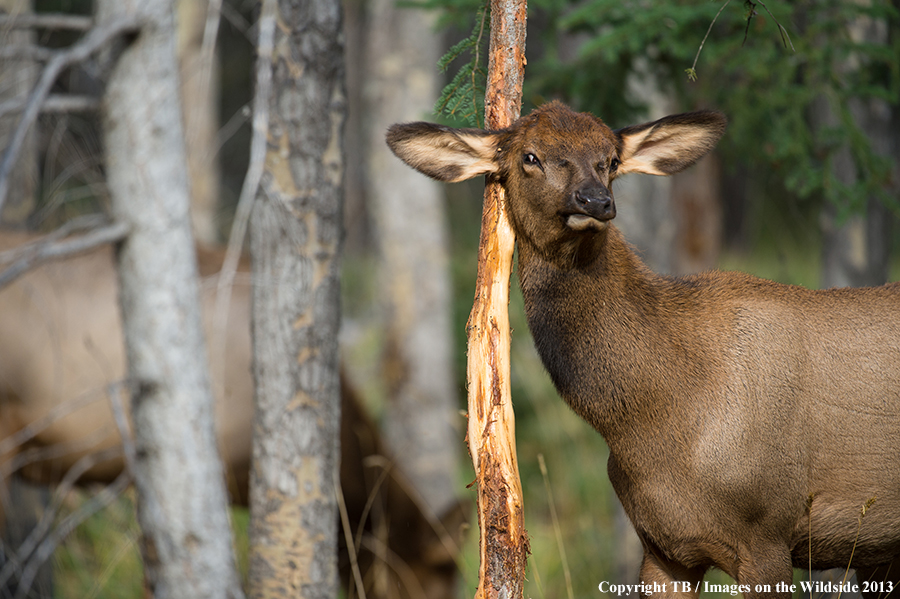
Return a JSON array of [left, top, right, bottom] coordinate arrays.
[[817, 15, 896, 289], [97, 1, 244, 597], [246, 0, 345, 596], [364, 0, 459, 518], [0, 0, 37, 226]]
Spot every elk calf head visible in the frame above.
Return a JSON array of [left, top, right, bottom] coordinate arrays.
[[387, 101, 726, 260]]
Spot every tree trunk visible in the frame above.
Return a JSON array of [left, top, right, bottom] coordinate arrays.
[[177, 0, 222, 245], [246, 0, 345, 596], [467, 0, 528, 596], [817, 15, 896, 289], [0, 0, 37, 227], [364, 0, 459, 518], [97, 1, 244, 597]]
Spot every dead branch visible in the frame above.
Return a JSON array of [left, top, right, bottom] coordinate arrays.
[[0, 93, 100, 118], [0, 13, 94, 31], [466, 0, 528, 596], [212, 0, 276, 375], [0, 13, 142, 217], [0, 446, 124, 591], [15, 470, 131, 599], [0, 219, 130, 289]]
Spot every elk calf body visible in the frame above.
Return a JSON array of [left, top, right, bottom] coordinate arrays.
[[387, 101, 900, 599]]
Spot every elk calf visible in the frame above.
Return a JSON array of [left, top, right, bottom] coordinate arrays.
[[387, 101, 900, 599]]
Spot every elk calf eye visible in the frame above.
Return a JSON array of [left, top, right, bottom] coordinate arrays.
[[610, 157, 620, 172], [524, 153, 540, 167]]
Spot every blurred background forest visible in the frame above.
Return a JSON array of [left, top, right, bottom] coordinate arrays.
[[1, 0, 899, 597]]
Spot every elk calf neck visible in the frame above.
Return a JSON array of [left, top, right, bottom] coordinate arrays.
[[387, 101, 900, 599]]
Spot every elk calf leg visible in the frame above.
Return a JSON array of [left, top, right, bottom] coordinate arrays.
[[734, 546, 793, 599], [639, 548, 704, 599]]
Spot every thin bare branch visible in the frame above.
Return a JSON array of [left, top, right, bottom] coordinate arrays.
[[0, 220, 130, 289], [212, 0, 276, 373], [14, 470, 131, 599], [0, 379, 122, 459], [0, 446, 123, 591], [687, 0, 731, 81], [0, 14, 142, 217], [0, 44, 54, 61], [0, 13, 93, 31], [755, 0, 794, 51], [107, 381, 138, 475], [0, 93, 100, 118], [335, 470, 368, 599]]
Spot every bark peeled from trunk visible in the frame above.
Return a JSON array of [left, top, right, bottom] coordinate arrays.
[[97, 1, 244, 597], [246, 0, 345, 597], [467, 0, 528, 596], [364, 0, 459, 517]]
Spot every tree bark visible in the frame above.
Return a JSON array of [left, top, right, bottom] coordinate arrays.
[[177, 0, 222, 245], [817, 14, 896, 289], [97, 1, 244, 597], [364, 0, 459, 518], [246, 0, 345, 596], [0, 0, 37, 226], [467, 0, 528, 596]]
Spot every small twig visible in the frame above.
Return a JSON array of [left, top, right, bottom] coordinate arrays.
[[0, 14, 143, 218], [0, 446, 123, 591], [0, 44, 54, 61], [0, 220, 130, 289], [212, 0, 276, 374], [3, 429, 112, 479], [838, 497, 877, 599], [335, 469, 368, 599], [107, 380, 138, 475], [0, 13, 93, 31], [0, 93, 100, 119], [686, 0, 731, 81], [755, 0, 794, 51], [199, 0, 224, 105], [0, 379, 121, 459], [14, 470, 131, 599], [470, 3, 489, 128], [538, 454, 574, 599], [742, 2, 756, 46]]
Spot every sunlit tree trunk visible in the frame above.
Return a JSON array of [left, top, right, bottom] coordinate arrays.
[[97, 0, 244, 596], [246, 0, 345, 596]]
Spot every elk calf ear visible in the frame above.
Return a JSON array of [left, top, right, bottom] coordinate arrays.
[[386, 123, 499, 183], [615, 111, 727, 176]]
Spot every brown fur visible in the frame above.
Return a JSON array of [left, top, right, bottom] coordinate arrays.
[[387, 101, 900, 598], [0, 233, 464, 599]]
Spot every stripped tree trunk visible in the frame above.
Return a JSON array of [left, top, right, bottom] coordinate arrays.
[[97, 0, 244, 597], [246, 0, 345, 596], [467, 0, 528, 596]]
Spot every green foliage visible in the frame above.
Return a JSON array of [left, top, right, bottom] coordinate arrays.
[[434, 1, 490, 126], [549, 0, 900, 214], [432, 0, 900, 217]]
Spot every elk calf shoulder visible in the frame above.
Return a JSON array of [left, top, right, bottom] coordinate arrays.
[[387, 101, 900, 599]]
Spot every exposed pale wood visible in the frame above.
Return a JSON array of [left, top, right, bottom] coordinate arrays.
[[466, 0, 528, 596]]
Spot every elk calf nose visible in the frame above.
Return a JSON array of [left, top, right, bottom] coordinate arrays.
[[574, 188, 615, 221]]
